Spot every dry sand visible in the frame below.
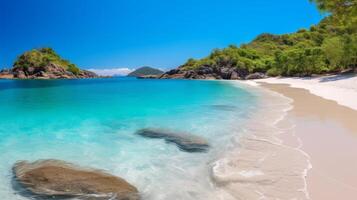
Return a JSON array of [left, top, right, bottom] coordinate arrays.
[[262, 83, 357, 200], [256, 75, 357, 111]]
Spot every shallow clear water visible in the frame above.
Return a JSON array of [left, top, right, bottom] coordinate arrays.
[[0, 78, 257, 200]]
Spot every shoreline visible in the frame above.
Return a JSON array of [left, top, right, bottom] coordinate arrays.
[[260, 83, 357, 199], [212, 82, 311, 199], [213, 74, 357, 199]]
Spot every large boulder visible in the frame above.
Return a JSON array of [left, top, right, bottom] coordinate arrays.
[[165, 69, 181, 75], [13, 70, 27, 79], [197, 66, 213, 75], [230, 71, 241, 80], [13, 159, 139, 200], [159, 68, 186, 79], [136, 128, 210, 152], [183, 70, 196, 79], [219, 67, 233, 79], [245, 72, 266, 80]]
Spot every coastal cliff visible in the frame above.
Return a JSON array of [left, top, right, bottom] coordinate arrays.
[[0, 48, 99, 79]]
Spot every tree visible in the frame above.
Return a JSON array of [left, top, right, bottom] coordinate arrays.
[[310, 0, 357, 31], [343, 34, 357, 69], [310, 0, 356, 15], [322, 36, 345, 69]]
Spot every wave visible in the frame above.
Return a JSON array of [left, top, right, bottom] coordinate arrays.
[[211, 81, 312, 200]]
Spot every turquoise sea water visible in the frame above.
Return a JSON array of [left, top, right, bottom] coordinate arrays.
[[0, 78, 257, 200]]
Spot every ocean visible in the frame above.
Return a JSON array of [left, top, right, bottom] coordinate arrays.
[[0, 78, 258, 200]]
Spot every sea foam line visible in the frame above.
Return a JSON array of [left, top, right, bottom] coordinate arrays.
[[211, 80, 312, 200]]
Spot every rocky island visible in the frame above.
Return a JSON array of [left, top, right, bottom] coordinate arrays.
[[128, 66, 164, 78], [0, 48, 99, 79]]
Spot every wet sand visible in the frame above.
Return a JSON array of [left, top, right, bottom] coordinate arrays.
[[262, 83, 357, 200], [212, 83, 310, 200]]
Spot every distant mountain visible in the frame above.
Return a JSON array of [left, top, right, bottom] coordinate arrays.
[[127, 66, 164, 77]]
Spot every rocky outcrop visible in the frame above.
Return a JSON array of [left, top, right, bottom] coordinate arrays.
[[1, 48, 100, 79], [3, 63, 99, 79], [0, 65, 99, 79], [159, 65, 261, 80], [79, 70, 99, 78], [136, 128, 210, 152], [13, 159, 139, 200], [245, 72, 266, 79]]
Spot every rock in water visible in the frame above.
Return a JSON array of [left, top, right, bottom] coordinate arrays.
[[210, 104, 237, 111], [136, 128, 210, 152], [13, 159, 139, 200]]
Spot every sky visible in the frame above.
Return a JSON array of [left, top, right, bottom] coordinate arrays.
[[0, 0, 323, 75]]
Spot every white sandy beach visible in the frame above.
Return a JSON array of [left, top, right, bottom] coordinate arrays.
[[254, 74, 357, 111], [253, 74, 357, 199], [213, 74, 357, 199]]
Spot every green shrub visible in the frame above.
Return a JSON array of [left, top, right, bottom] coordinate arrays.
[[267, 68, 282, 76], [67, 64, 80, 75], [13, 48, 80, 74]]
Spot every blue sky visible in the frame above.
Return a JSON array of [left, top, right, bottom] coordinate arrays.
[[0, 0, 323, 73]]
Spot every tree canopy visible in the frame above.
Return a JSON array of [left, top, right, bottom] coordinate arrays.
[[179, 0, 357, 77]]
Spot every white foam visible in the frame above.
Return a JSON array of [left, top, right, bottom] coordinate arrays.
[[239, 170, 264, 177], [212, 81, 312, 200]]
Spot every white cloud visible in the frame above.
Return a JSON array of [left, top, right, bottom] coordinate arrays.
[[87, 68, 133, 76]]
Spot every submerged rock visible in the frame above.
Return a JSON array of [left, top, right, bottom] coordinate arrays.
[[210, 104, 238, 111], [13, 159, 139, 200], [136, 128, 210, 152]]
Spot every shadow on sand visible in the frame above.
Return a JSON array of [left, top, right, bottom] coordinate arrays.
[[319, 73, 356, 83]]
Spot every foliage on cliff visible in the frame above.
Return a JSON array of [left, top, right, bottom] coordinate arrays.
[[180, 0, 357, 77], [13, 48, 81, 75]]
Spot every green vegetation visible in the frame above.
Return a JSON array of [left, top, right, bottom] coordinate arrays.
[[180, 0, 357, 76], [13, 48, 81, 75], [128, 66, 164, 77]]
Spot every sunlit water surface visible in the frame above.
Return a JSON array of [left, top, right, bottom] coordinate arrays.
[[0, 78, 257, 200]]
